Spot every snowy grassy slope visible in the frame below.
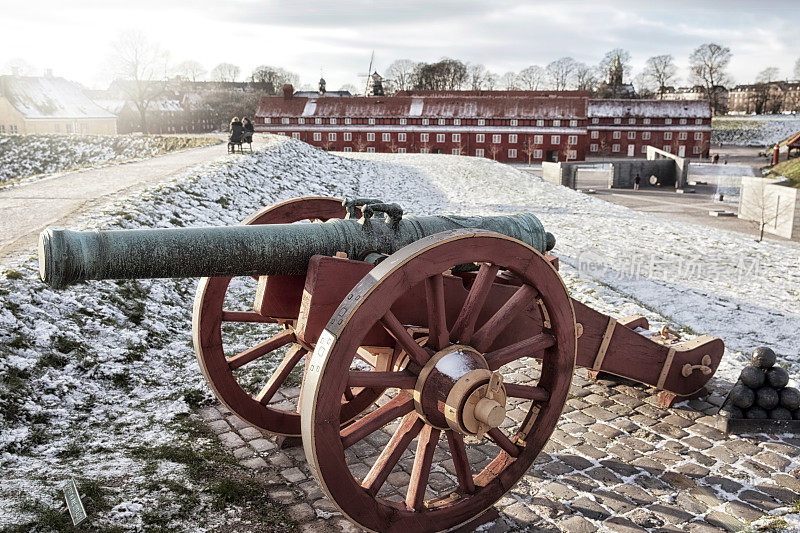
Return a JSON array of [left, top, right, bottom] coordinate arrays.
[[713, 115, 800, 147], [1, 136, 799, 530], [0, 134, 220, 186]]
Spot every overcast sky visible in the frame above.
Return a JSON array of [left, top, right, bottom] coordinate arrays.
[[1, 0, 798, 90]]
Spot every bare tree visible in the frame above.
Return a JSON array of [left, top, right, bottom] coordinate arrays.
[[500, 71, 519, 90], [109, 31, 169, 134], [573, 62, 598, 91], [740, 178, 795, 241], [386, 59, 417, 92], [210, 63, 240, 83], [599, 48, 632, 80], [489, 143, 500, 160], [643, 54, 677, 99], [467, 63, 487, 90], [794, 58, 800, 80], [250, 65, 299, 94], [174, 60, 205, 82], [338, 83, 359, 95], [517, 65, 545, 90], [413, 58, 468, 90], [546, 57, 578, 90], [523, 135, 537, 164], [483, 71, 499, 90], [689, 43, 732, 115]]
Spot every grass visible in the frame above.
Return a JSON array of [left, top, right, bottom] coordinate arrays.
[[766, 158, 800, 188]]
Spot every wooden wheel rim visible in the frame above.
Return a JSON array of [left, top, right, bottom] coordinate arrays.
[[193, 197, 374, 436], [301, 230, 576, 533]]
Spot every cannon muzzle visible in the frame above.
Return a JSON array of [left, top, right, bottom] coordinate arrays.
[[39, 212, 554, 289]]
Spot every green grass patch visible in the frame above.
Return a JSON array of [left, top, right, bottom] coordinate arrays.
[[766, 158, 800, 188], [4, 269, 23, 280]]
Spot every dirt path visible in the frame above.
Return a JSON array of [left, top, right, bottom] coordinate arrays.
[[0, 137, 259, 266]]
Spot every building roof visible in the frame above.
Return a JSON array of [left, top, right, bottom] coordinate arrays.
[[588, 99, 711, 118], [0, 75, 116, 120], [396, 90, 590, 98], [256, 94, 587, 119]]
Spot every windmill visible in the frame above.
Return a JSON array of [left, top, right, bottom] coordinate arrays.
[[357, 51, 375, 96]]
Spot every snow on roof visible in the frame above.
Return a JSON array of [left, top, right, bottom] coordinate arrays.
[[588, 99, 711, 118], [0, 76, 117, 119], [256, 94, 587, 120], [92, 99, 126, 115]]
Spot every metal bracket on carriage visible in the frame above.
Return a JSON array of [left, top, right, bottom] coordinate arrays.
[[572, 299, 724, 408]]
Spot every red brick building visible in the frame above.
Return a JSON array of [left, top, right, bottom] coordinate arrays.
[[587, 99, 712, 159], [254, 86, 710, 162]]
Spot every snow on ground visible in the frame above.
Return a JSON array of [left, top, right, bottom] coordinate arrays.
[[0, 134, 219, 186], [1, 136, 798, 529], [713, 115, 800, 147]]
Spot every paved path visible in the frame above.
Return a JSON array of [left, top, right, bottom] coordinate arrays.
[[0, 139, 241, 265]]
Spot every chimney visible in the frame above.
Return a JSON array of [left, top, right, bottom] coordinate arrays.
[[283, 84, 294, 99]]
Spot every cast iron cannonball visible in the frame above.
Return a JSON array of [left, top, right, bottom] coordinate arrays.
[[779, 387, 800, 410], [766, 367, 790, 389], [731, 383, 755, 409], [746, 406, 768, 419], [719, 404, 743, 419], [739, 366, 765, 389], [751, 347, 776, 369], [756, 387, 780, 410], [769, 407, 793, 420]]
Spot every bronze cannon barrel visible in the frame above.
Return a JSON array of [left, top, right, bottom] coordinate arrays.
[[38, 213, 554, 289]]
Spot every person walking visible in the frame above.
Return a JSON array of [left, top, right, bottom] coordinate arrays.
[[228, 117, 244, 153], [633, 173, 641, 191]]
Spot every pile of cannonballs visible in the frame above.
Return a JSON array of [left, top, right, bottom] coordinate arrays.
[[721, 347, 800, 420]]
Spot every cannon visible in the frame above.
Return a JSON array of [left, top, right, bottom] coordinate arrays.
[[39, 197, 724, 533]]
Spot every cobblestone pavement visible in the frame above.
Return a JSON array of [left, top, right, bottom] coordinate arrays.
[[199, 367, 800, 532]]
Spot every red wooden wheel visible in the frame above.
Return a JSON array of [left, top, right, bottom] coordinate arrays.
[[301, 230, 576, 533], [194, 197, 373, 436]]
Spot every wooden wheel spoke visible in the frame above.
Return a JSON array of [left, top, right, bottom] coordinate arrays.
[[406, 425, 440, 511], [484, 333, 556, 371], [503, 383, 550, 403], [227, 328, 296, 370], [347, 371, 417, 390], [221, 310, 275, 323], [487, 427, 521, 458], [425, 274, 450, 351], [341, 394, 415, 449], [380, 311, 430, 366], [445, 430, 475, 494], [254, 344, 307, 404], [472, 284, 537, 352], [450, 263, 500, 344], [343, 387, 355, 401], [361, 413, 424, 495]]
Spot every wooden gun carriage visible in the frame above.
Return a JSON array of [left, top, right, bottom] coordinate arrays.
[[39, 197, 723, 533]]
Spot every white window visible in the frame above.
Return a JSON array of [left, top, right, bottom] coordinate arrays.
[[569, 120, 578, 127], [663, 145, 671, 152], [568, 150, 577, 159], [508, 149, 517, 158], [282, 117, 290, 124], [478, 119, 486, 126], [344, 132, 352, 141], [591, 118, 599, 124], [420, 133, 429, 142], [328, 132, 337, 141], [551, 135, 560, 144], [679, 132, 687, 140], [612, 143, 620, 152], [641, 145, 647, 154], [437, 133, 445, 142], [613, 131, 621, 139], [313, 132, 322, 141], [693, 146, 701, 154], [367, 147, 376, 153], [422, 118, 429, 125], [453, 119, 461, 126], [399, 118, 407, 125], [0, 125, 5, 133], [292, 132, 300, 140], [475, 148, 485, 157], [343, 147, 352, 152], [509, 134, 517, 143], [553, 120, 561, 127], [534, 135, 543, 144], [568, 135, 577, 145], [492, 134, 501, 143], [694, 132, 703, 140], [510, 119, 518, 126], [628, 118, 636, 125], [536, 119, 544, 127], [315, 118, 322, 124], [298, 118, 304, 124], [695, 118, 703, 125], [452, 133, 461, 142], [367, 133, 376, 141], [369, 118, 376, 125], [382, 133, 391, 142], [398, 147, 406, 153], [533, 149, 542, 158], [664, 132, 672, 140], [330, 118, 337, 125], [680, 118, 687, 125], [398, 133, 407, 142], [476, 134, 485, 143], [614, 118, 621, 124], [665, 118, 672, 125], [345, 117, 351, 125], [642, 132, 651, 140], [643, 118, 651, 125], [265, 117, 271, 124], [452, 148, 461, 155], [420, 148, 430, 153], [590, 131, 599, 139], [628, 131, 636, 140], [438, 118, 445, 125], [590, 143, 598, 152]]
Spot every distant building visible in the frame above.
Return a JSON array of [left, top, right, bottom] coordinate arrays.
[[728, 82, 800, 115], [595, 53, 636, 99], [663, 85, 729, 115], [0, 73, 116, 135]]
